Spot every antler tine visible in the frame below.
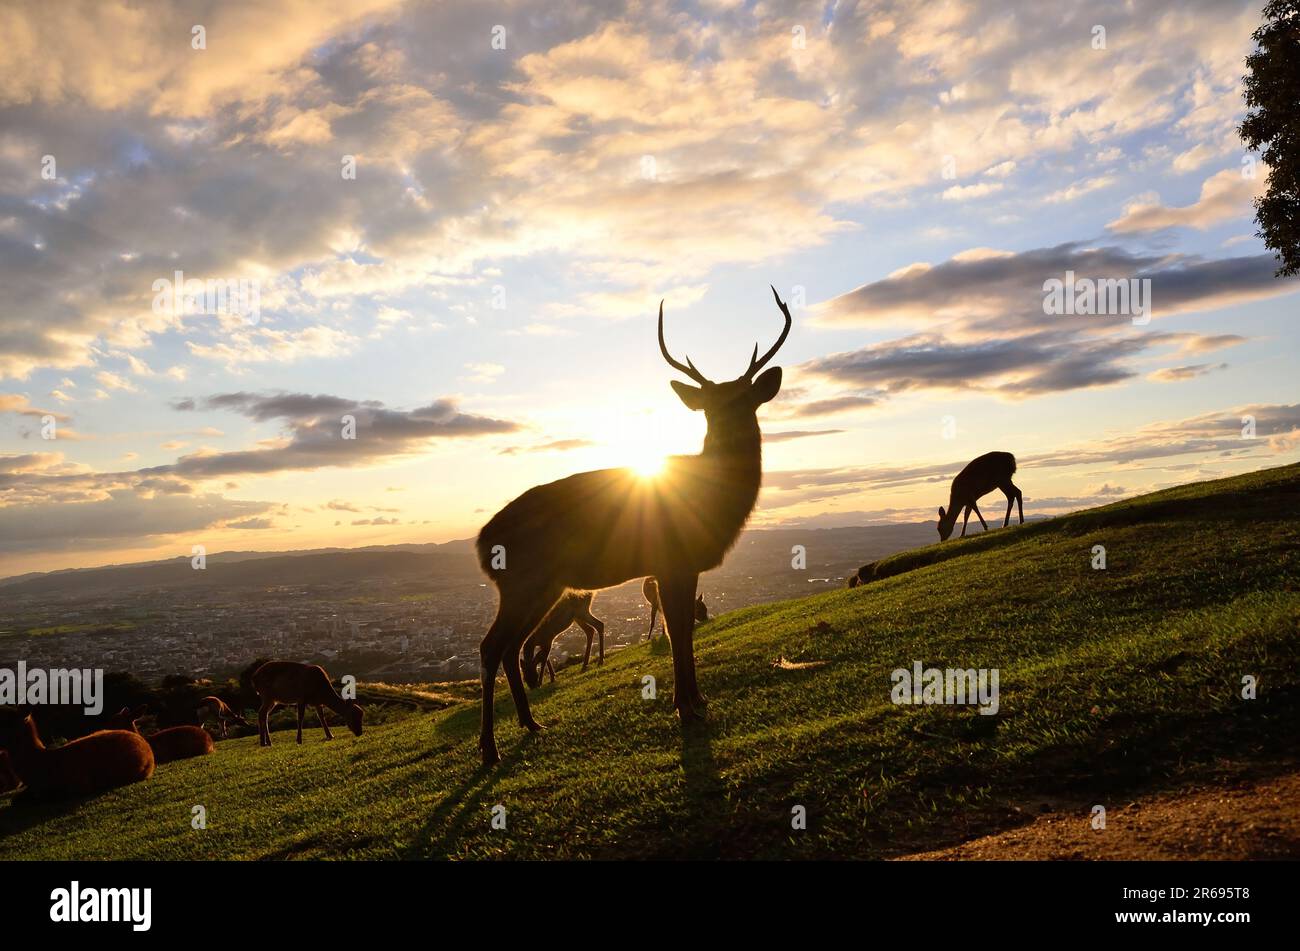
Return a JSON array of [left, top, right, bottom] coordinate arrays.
[[658, 300, 710, 385], [744, 285, 793, 379]]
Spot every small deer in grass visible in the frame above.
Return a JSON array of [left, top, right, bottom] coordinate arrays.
[[643, 577, 708, 639], [104, 706, 214, 764], [0, 712, 153, 801], [198, 695, 250, 739], [252, 661, 364, 747], [522, 591, 605, 688], [938, 451, 1024, 541], [474, 287, 790, 766]]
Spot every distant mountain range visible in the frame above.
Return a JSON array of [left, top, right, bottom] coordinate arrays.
[[0, 524, 945, 600]]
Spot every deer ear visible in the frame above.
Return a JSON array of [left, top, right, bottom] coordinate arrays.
[[938, 507, 946, 519], [670, 380, 706, 411], [116, 706, 130, 717], [751, 366, 782, 404]]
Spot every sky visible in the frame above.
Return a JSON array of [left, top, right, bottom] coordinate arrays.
[[1, 0, 1298, 577]]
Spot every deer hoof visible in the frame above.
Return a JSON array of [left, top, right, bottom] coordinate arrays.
[[479, 740, 500, 767], [522, 719, 545, 733]]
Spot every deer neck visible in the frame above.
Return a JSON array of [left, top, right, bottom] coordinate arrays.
[[701, 415, 762, 470], [696, 415, 763, 513]]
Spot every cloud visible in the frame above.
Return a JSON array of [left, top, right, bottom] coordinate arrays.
[[0, 489, 276, 553], [0, 393, 69, 421], [1107, 168, 1265, 233], [763, 430, 845, 443], [498, 438, 596, 456], [1148, 362, 1228, 382], [153, 390, 521, 478]]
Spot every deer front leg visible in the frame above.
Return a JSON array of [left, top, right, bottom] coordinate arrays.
[[295, 703, 306, 744], [659, 573, 706, 721], [960, 506, 972, 536], [258, 700, 274, 747], [646, 602, 658, 640], [316, 705, 333, 740], [972, 502, 988, 531]]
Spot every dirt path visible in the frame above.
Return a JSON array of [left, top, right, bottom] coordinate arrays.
[[899, 770, 1300, 860]]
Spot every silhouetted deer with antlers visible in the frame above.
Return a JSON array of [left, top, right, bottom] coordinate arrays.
[[521, 591, 605, 688], [938, 451, 1024, 541], [643, 576, 708, 639], [475, 288, 791, 765]]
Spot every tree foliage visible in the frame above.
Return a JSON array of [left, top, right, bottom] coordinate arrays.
[[1240, 0, 1300, 277]]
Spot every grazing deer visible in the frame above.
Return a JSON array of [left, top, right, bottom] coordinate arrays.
[[643, 577, 708, 639], [0, 712, 153, 800], [252, 661, 364, 747], [522, 591, 605, 688], [104, 707, 215, 764], [198, 695, 250, 739], [938, 451, 1024, 541], [474, 287, 790, 765]]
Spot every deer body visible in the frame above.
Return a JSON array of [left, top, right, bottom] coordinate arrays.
[[474, 288, 790, 766], [938, 451, 1024, 541], [198, 695, 249, 739], [643, 577, 708, 639], [252, 661, 364, 747], [522, 591, 605, 688], [104, 707, 214, 764], [0, 714, 153, 799]]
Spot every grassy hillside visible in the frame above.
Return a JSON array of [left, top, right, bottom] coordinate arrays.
[[3, 464, 1299, 859]]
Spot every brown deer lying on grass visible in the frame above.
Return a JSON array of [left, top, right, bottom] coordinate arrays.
[[252, 661, 364, 746], [474, 287, 790, 765], [0, 712, 153, 800], [198, 695, 250, 739], [938, 451, 1024, 541], [643, 576, 708, 639], [522, 591, 605, 688], [104, 707, 215, 764]]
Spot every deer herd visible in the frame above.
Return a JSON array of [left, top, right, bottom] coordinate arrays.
[[0, 287, 1029, 800]]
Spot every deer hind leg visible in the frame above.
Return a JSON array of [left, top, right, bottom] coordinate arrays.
[[316, 705, 333, 740], [596, 619, 605, 665], [218, 717, 228, 740], [295, 703, 306, 744], [545, 659, 555, 684], [658, 573, 706, 722], [971, 501, 988, 531], [479, 585, 562, 766], [579, 620, 595, 671], [1013, 482, 1024, 523]]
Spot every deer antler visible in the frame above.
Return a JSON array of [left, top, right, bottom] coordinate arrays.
[[744, 286, 793, 380], [658, 300, 710, 385]]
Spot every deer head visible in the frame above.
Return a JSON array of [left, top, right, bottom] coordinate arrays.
[[659, 285, 791, 435]]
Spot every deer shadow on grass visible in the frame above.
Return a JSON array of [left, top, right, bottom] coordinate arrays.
[[0, 790, 99, 839]]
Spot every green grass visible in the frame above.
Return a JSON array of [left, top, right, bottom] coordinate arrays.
[[4, 464, 1299, 859]]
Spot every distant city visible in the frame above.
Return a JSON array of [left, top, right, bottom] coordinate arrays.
[[0, 524, 936, 686]]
